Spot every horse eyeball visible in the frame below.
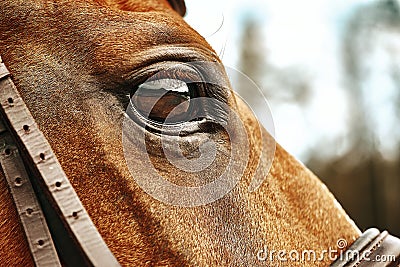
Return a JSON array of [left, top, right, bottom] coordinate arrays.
[[132, 79, 192, 123]]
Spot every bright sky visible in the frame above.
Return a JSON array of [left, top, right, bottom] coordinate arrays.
[[184, 0, 398, 161]]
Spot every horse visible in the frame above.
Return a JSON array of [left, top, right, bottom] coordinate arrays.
[[0, 0, 398, 266]]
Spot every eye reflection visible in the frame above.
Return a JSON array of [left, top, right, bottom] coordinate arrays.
[[131, 78, 192, 123]]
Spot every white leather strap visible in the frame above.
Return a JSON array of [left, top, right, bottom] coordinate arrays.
[[0, 56, 120, 266]]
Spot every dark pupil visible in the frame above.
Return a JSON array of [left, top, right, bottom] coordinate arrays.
[[132, 79, 191, 123]]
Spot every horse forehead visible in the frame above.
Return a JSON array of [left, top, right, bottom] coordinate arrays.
[[11, 1, 203, 67], [1, 0, 208, 83]]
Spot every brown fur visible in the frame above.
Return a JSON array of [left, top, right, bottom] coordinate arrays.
[[0, 0, 360, 266]]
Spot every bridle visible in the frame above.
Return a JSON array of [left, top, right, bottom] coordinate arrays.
[[0, 57, 120, 266]]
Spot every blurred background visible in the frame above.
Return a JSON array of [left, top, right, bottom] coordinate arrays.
[[185, 0, 400, 236]]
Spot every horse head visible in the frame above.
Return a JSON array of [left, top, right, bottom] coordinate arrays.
[[2, 0, 395, 266]]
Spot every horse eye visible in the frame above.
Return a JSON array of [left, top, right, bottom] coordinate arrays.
[[131, 79, 194, 124]]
